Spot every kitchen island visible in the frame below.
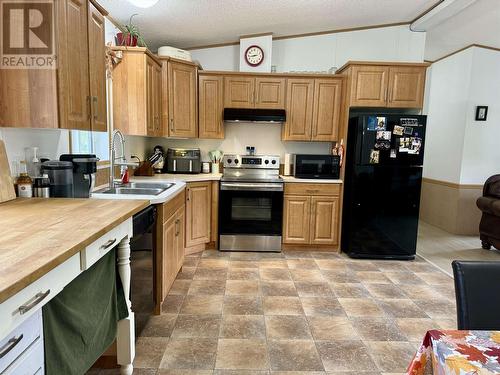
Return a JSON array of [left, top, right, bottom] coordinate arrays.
[[0, 198, 149, 375]]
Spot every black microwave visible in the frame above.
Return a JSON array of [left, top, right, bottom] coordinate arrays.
[[293, 154, 340, 179]]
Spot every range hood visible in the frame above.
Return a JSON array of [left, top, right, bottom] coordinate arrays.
[[224, 108, 286, 123]]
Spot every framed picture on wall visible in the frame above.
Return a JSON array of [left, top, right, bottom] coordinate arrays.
[[475, 106, 488, 121]]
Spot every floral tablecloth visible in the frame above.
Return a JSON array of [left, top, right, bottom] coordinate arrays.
[[407, 330, 500, 374]]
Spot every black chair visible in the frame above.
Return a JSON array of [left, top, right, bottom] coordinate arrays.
[[452, 260, 500, 330]]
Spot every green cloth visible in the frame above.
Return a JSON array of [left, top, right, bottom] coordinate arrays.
[[43, 248, 129, 375]]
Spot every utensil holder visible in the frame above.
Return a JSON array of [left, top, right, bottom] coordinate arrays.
[[211, 163, 220, 174]]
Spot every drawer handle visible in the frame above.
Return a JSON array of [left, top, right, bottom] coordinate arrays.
[[100, 238, 117, 250], [0, 334, 23, 358], [306, 189, 319, 193], [19, 290, 50, 315]]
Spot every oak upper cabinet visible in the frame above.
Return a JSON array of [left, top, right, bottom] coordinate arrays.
[[283, 195, 311, 244], [87, 1, 107, 132], [112, 48, 162, 136], [224, 76, 285, 109], [311, 78, 342, 141], [283, 183, 340, 247], [198, 74, 224, 139], [255, 77, 286, 109], [339, 62, 429, 109], [283, 78, 314, 141], [57, 0, 90, 131], [164, 59, 198, 138], [283, 77, 343, 142], [224, 76, 255, 108], [387, 66, 426, 108], [185, 182, 211, 248], [348, 65, 389, 107]]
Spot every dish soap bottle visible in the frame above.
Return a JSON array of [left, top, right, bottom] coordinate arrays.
[[17, 161, 33, 198]]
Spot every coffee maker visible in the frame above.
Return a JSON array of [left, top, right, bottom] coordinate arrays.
[[59, 154, 98, 198]]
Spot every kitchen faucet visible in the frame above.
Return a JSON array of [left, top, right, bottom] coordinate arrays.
[[109, 129, 138, 188]]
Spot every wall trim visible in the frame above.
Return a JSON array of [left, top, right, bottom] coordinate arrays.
[[422, 177, 483, 190], [427, 44, 500, 64], [184, 21, 411, 51]]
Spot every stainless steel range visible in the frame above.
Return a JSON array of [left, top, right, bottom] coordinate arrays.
[[219, 154, 283, 252]]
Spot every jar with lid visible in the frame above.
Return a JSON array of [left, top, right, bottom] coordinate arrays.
[[17, 167, 33, 198], [33, 174, 51, 197]]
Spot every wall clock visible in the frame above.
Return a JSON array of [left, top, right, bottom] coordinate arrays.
[[244, 45, 264, 67]]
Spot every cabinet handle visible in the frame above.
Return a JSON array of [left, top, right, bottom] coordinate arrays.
[[186, 188, 190, 201], [100, 238, 117, 251], [87, 96, 92, 120], [18, 290, 50, 315], [175, 218, 180, 236], [306, 189, 319, 193], [170, 118, 174, 131], [384, 87, 388, 102], [0, 334, 23, 358], [93, 96, 98, 120]]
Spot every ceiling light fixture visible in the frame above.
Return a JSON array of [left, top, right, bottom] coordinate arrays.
[[127, 0, 160, 8]]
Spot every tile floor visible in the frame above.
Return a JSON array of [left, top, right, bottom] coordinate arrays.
[[417, 221, 500, 275], [92, 248, 457, 375]]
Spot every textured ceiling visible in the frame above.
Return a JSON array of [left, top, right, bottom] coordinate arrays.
[[100, 0, 439, 51], [424, 0, 500, 61]]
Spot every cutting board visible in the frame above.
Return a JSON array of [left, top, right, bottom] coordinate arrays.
[[0, 141, 16, 203]]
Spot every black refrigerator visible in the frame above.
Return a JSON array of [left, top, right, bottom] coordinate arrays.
[[342, 114, 426, 260]]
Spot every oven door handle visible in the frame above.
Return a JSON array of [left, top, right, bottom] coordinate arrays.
[[221, 182, 284, 192]]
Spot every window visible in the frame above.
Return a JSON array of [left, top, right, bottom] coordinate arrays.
[[70, 130, 109, 161]]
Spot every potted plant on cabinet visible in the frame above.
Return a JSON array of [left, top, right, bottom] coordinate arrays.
[[116, 14, 147, 47]]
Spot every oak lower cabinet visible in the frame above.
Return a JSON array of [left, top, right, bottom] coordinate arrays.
[[155, 189, 185, 314], [338, 62, 429, 109], [113, 47, 162, 136], [185, 182, 212, 249], [161, 58, 198, 138], [0, 0, 107, 130], [283, 183, 340, 248], [224, 76, 286, 109], [283, 77, 343, 142], [198, 74, 224, 139]]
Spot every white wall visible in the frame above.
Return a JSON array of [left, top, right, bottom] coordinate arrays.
[[422, 48, 473, 183], [146, 123, 332, 161], [423, 46, 500, 185], [191, 25, 426, 72], [460, 48, 500, 184], [0, 128, 70, 174]]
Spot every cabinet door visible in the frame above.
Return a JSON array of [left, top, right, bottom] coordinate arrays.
[[146, 57, 156, 136], [175, 205, 186, 271], [283, 78, 314, 141], [283, 195, 311, 244], [387, 66, 426, 108], [87, 1, 107, 132], [199, 75, 224, 139], [224, 76, 255, 108], [185, 182, 211, 247], [349, 66, 389, 107], [168, 61, 197, 138], [310, 196, 339, 245], [311, 78, 342, 141], [162, 213, 177, 300], [255, 77, 286, 109], [153, 64, 163, 136], [57, 0, 91, 130]]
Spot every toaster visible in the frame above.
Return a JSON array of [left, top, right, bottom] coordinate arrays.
[[166, 148, 201, 174]]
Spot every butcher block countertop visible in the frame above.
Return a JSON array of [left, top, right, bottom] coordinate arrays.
[[0, 198, 149, 303]]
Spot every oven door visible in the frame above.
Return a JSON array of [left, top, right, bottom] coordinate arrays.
[[219, 182, 283, 251]]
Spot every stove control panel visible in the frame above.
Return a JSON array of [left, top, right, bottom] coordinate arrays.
[[223, 154, 280, 169]]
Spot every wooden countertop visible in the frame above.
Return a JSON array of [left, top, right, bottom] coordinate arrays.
[[0, 198, 149, 303]]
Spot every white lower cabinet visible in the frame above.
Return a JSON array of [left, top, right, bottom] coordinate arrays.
[[0, 310, 44, 374]]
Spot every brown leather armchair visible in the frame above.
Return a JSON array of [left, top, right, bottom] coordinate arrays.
[[476, 174, 500, 250]]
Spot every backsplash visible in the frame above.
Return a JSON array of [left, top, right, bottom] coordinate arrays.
[[143, 122, 332, 162]]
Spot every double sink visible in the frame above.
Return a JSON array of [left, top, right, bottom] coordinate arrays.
[[95, 182, 175, 196]]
